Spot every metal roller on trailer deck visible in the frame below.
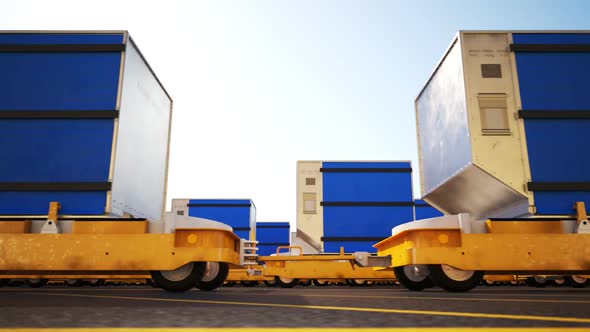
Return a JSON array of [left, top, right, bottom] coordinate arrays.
[[0, 31, 244, 292], [373, 31, 590, 292]]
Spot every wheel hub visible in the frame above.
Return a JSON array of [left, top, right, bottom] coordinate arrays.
[[161, 263, 194, 282], [403, 264, 430, 282], [201, 262, 220, 282], [533, 276, 547, 284], [279, 277, 294, 283], [572, 275, 587, 283], [441, 264, 475, 281]]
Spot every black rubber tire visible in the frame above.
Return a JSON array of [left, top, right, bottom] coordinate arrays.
[[65, 279, 83, 287], [88, 279, 105, 287], [346, 279, 368, 287], [151, 262, 206, 292], [526, 276, 548, 288], [393, 266, 433, 291], [195, 262, 230, 291], [481, 279, 495, 286], [240, 281, 260, 287], [551, 278, 566, 287], [146, 278, 159, 288], [312, 279, 329, 287], [275, 276, 299, 288], [428, 265, 484, 292], [564, 276, 589, 288], [26, 279, 48, 288], [263, 280, 277, 287], [299, 279, 312, 286]]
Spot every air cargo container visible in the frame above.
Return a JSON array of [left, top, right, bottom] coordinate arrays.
[[374, 31, 590, 292], [296, 161, 416, 253], [415, 31, 590, 219], [0, 31, 242, 292], [0, 30, 170, 222], [256, 222, 290, 256], [172, 199, 256, 240]]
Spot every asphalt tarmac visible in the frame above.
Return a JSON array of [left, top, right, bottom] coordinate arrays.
[[1, 284, 589, 330]]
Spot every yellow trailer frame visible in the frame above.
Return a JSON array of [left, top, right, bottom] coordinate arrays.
[[374, 202, 590, 292], [253, 247, 395, 286], [0, 202, 242, 291]]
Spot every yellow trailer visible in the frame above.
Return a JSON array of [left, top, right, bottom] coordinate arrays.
[[373, 202, 590, 292], [0, 202, 244, 292]]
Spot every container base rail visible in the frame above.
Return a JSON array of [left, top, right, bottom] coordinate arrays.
[[374, 202, 590, 292], [0, 202, 242, 292]]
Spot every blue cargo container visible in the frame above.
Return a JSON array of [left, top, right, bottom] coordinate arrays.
[[297, 161, 417, 253], [0, 31, 172, 221], [322, 162, 414, 252], [256, 222, 290, 256], [415, 31, 590, 219], [171, 199, 256, 240]]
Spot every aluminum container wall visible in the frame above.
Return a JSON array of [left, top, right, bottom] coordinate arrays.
[[416, 40, 471, 198], [110, 38, 172, 222]]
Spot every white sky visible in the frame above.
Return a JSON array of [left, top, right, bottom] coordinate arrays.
[[2, 0, 588, 228]]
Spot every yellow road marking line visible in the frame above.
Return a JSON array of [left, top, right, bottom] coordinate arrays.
[[222, 289, 590, 298], [30, 292, 590, 324], [211, 290, 590, 304], [0, 329, 589, 332]]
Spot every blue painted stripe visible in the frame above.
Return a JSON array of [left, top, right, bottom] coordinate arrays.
[[0, 120, 114, 182], [188, 206, 252, 228], [233, 229, 250, 240], [515, 53, 590, 110], [256, 227, 290, 244], [0, 191, 107, 215], [0, 53, 121, 110], [323, 172, 413, 202], [415, 206, 444, 220], [533, 191, 590, 215], [0, 33, 124, 45], [323, 206, 413, 237], [524, 120, 590, 183], [513, 33, 590, 45], [258, 244, 286, 256]]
